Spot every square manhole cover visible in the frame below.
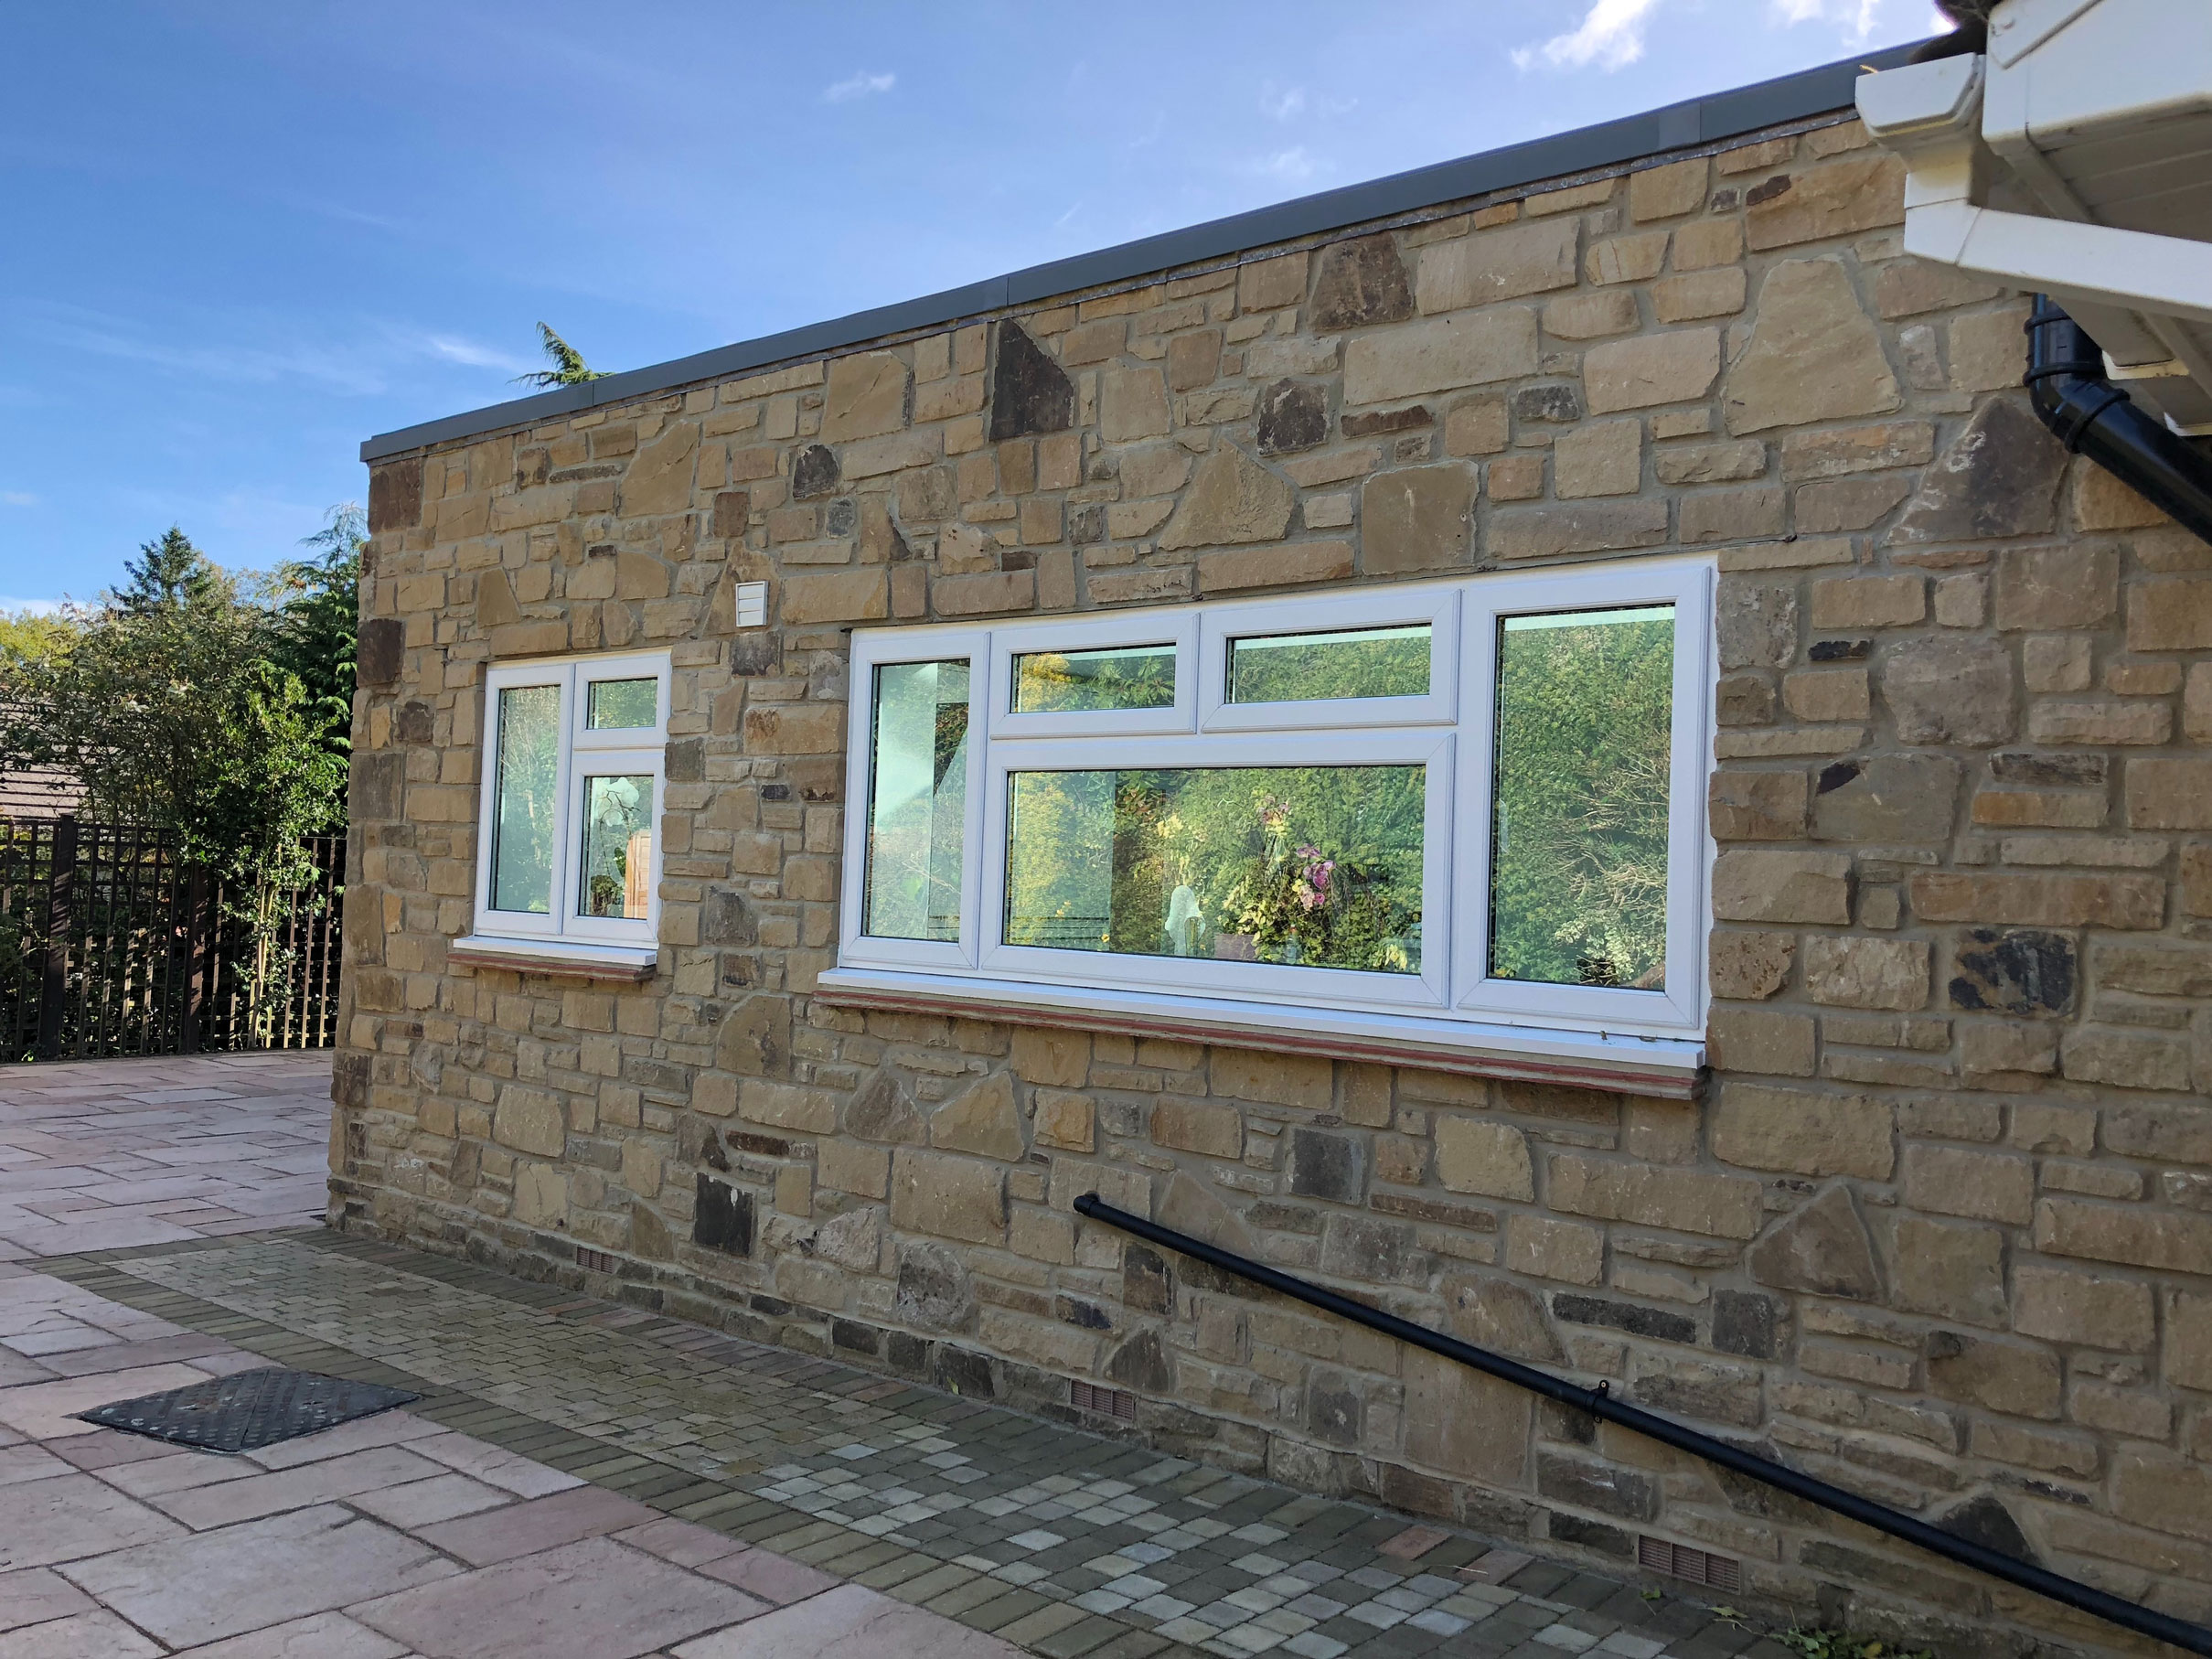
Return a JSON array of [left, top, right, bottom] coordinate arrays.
[[78, 1366, 420, 1454]]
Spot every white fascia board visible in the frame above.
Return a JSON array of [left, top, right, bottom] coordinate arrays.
[[1904, 200, 2212, 327]]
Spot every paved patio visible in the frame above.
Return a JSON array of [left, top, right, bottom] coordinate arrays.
[[0, 1055, 1781, 1659]]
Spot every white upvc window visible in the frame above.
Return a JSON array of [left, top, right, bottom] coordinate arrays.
[[827, 560, 1716, 1086], [460, 651, 671, 974]]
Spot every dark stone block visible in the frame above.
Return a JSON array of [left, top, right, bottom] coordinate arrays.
[[1540, 1397, 1598, 1444], [1341, 405, 1432, 438], [727, 1129, 787, 1157], [368, 456, 422, 534], [932, 1344, 995, 1398], [1070, 502, 1106, 545], [989, 320, 1075, 441], [1513, 384, 1583, 423], [357, 618, 405, 689], [1950, 927, 2077, 1017], [1245, 1200, 1328, 1235], [1545, 1513, 1635, 1559], [1321, 1215, 1416, 1282], [1809, 637, 1872, 661], [1552, 1294, 1697, 1345], [1712, 1289, 1782, 1359], [1379, 1462, 1456, 1520], [1256, 380, 1328, 455], [347, 752, 403, 823], [887, 1332, 931, 1375], [1124, 1245, 1173, 1314], [730, 634, 782, 677], [748, 1293, 791, 1315], [1993, 750, 2106, 787], [711, 489, 750, 539], [692, 1175, 753, 1256], [831, 1319, 881, 1355], [393, 701, 434, 745], [1107, 1328, 1174, 1393], [1938, 1493, 2037, 1563], [678, 1117, 729, 1170], [896, 1241, 974, 1331], [1287, 1128, 1363, 1203], [1305, 1369, 1365, 1446], [1309, 232, 1414, 332], [1057, 1296, 1112, 1330], [825, 498, 856, 538], [791, 444, 839, 500], [664, 737, 704, 784], [1536, 1452, 1659, 1521], [1891, 396, 2068, 544], [332, 1052, 369, 1109], [700, 888, 756, 947]]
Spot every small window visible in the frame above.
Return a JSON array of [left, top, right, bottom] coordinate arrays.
[[1012, 644, 1175, 713], [1228, 624, 1431, 704], [1489, 606, 1673, 990], [864, 659, 970, 942], [472, 652, 670, 953]]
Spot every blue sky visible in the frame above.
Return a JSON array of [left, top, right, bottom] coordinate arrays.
[[0, 0, 1948, 608]]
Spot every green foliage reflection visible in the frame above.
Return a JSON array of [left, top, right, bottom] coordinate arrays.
[[1228, 625, 1429, 704], [1012, 645, 1175, 712], [1489, 606, 1673, 990], [1007, 765, 1423, 974]]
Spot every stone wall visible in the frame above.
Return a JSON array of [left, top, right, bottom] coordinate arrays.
[[339, 106, 2212, 1657]]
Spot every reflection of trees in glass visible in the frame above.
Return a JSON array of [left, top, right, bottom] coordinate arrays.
[[492, 685, 560, 913], [580, 775, 651, 917], [1489, 608, 1672, 990], [1013, 646, 1175, 712], [1229, 625, 1429, 704], [865, 661, 968, 941], [1007, 765, 1423, 975], [586, 678, 657, 730]]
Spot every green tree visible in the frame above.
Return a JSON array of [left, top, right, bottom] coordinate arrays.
[[514, 323, 609, 388], [0, 608, 77, 665], [257, 503, 363, 771], [115, 526, 230, 615]]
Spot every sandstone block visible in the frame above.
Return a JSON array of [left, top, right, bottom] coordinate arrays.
[[1100, 367, 1170, 443], [493, 1087, 565, 1158], [2167, 1290, 2212, 1392], [1657, 440, 1766, 486], [1585, 230, 1668, 286], [1547, 1153, 1762, 1239], [1716, 582, 1799, 669], [1707, 1008, 1814, 1076], [890, 1150, 1006, 1245], [1994, 545, 2118, 633], [1783, 668, 1871, 723], [1726, 261, 1899, 433], [1553, 421, 1641, 498], [1880, 636, 2015, 746], [743, 703, 844, 755], [1652, 267, 1747, 323], [1927, 1329, 2059, 1418], [1405, 1351, 1531, 1484], [821, 352, 910, 443], [779, 570, 888, 626], [1810, 573, 1923, 628], [1712, 851, 1851, 925], [1743, 155, 1905, 250], [2013, 1264, 2153, 1352], [1711, 930, 1794, 1000], [1748, 1184, 1882, 1299], [1211, 1046, 1331, 1110], [2061, 1025, 2192, 1093], [1959, 1021, 2057, 1079], [1915, 872, 2163, 929], [1710, 770, 1808, 841], [1010, 1027, 1089, 1088], [1238, 251, 1308, 312], [1416, 219, 1577, 313], [1158, 446, 1296, 550], [1031, 1088, 1095, 1152], [2112, 1454, 2212, 1544], [1151, 1099, 1243, 1160], [2126, 758, 2212, 830], [931, 1071, 1026, 1161], [1504, 1214, 1604, 1284], [1794, 474, 1910, 534], [619, 423, 700, 518], [2036, 1198, 2212, 1275], [1490, 499, 1668, 562], [1544, 290, 1640, 341], [1199, 540, 1354, 594], [1680, 485, 1786, 544], [1344, 309, 1538, 405], [1714, 1083, 1894, 1178], [1630, 155, 1707, 221], [1889, 399, 2068, 544], [1902, 1145, 2034, 1228], [2124, 578, 2212, 652], [1781, 421, 1936, 481], [1434, 1118, 1533, 1201], [1802, 936, 1929, 1011], [1361, 464, 1475, 573], [739, 1080, 838, 1134], [2030, 699, 2171, 745], [1309, 234, 1414, 332], [819, 1140, 891, 1200], [1584, 328, 1720, 413]]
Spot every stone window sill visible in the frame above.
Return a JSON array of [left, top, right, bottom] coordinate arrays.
[[812, 968, 1704, 1098], [448, 936, 658, 983]]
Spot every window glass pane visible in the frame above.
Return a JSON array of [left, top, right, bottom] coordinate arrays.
[[1006, 765, 1423, 974], [1228, 624, 1430, 704], [865, 660, 970, 941], [491, 684, 560, 914], [586, 677, 658, 730], [1012, 645, 1175, 712], [1489, 605, 1673, 990], [578, 775, 654, 919]]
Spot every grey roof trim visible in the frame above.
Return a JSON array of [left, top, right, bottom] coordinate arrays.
[[361, 42, 1925, 464]]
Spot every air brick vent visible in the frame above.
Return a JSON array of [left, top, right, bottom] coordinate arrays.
[[575, 1246, 617, 1273], [1640, 1536, 1741, 1592], [1070, 1379, 1137, 1420]]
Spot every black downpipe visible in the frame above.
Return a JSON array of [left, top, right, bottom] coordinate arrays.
[[1073, 1193, 2212, 1658], [2026, 297, 2212, 548]]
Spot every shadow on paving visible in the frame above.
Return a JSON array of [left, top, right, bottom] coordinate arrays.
[[32, 1226, 1776, 1659]]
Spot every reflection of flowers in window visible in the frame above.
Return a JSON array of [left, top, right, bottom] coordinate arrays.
[[1221, 795, 1418, 974]]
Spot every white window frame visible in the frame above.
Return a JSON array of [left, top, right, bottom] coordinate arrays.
[[468, 651, 671, 960], [830, 558, 1715, 1061]]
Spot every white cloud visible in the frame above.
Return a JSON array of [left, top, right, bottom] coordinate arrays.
[[1, 492, 37, 508], [824, 70, 895, 103], [1260, 83, 1307, 122], [1246, 146, 1320, 182], [1769, 0, 1884, 42], [409, 332, 537, 374], [1512, 0, 1665, 70]]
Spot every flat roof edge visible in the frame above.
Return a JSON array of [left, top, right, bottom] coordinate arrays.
[[360, 41, 1927, 465]]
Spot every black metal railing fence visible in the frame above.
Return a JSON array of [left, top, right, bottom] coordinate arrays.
[[0, 817, 343, 1062]]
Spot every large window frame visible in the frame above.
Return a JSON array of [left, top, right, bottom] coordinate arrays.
[[465, 650, 671, 969], [833, 559, 1715, 1067]]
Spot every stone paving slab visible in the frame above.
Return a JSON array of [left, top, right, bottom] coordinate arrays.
[[34, 1228, 1767, 1659]]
